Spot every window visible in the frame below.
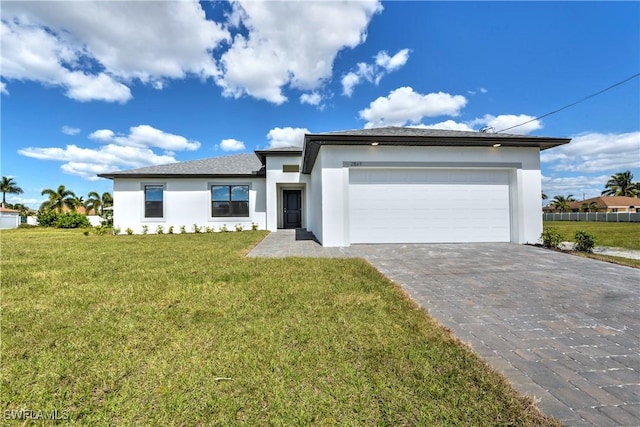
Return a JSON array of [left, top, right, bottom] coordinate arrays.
[[612, 208, 618, 213], [144, 185, 164, 218], [282, 164, 300, 173], [211, 185, 249, 217]]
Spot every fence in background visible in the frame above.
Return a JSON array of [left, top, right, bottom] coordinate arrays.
[[543, 212, 640, 222]]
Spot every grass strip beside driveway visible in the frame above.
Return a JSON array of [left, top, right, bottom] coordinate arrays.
[[1, 229, 559, 425]]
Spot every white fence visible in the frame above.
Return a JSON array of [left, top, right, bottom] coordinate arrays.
[[543, 212, 640, 222]]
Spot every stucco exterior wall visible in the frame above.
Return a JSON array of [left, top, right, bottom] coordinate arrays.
[[309, 145, 542, 247], [113, 178, 266, 234], [264, 155, 308, 231]]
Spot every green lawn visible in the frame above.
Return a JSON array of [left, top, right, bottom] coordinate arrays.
[[543, 221, 640, 250], [1, 229, 558, 425]]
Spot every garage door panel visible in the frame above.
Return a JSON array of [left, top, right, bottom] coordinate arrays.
[[349, 169, 511, 244]]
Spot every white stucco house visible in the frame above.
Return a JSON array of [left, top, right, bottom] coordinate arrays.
[[98, 127, 570, 247]]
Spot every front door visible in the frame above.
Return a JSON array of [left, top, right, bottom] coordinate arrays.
[[283, 190, 302, 229]]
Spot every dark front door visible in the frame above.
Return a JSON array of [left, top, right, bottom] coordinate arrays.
[[283, 190, 302, 229]]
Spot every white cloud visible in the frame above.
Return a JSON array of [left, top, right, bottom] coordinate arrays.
[[542, 174, 611, 200], [219, 138, 246, 152], [470, 114, 542, 135], [359, 87, 467, 128], [0, 81, 8, 95], [410, 120, 474, 132], [1, 1, 228, 102], [88, 125, 200, 151], [266, 127, 309, 148], [18, 144, 176, 180], [19, 125, 202, 180], [61, 126, 80, 136], [300, 92, 323, 107], [541, 131, 640, 173], [375, 49, 410, 72], [217, 0, 382, 104], [342, 48, 410, 96]]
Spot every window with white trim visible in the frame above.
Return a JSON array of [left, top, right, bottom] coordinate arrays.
[[211, 185, 249, 217]]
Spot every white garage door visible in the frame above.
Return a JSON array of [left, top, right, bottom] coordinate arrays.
[[349, 169, 511, 244]]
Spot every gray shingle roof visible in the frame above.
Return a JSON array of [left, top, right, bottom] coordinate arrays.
[[98, 153, 264, 179], [314, 126, 562, 140]]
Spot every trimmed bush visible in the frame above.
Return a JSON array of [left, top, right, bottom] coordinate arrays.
[[36, 210, 59, 227], [574, 230, 596, 253], [55, 212, 90, 229], [541, 228, 563, 249]]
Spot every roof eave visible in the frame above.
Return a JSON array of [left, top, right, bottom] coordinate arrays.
[[97, 172, 265, 180], [301, 135, 571, 173]]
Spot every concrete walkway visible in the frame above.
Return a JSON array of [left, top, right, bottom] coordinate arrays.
[[248, 230, 640, 426]]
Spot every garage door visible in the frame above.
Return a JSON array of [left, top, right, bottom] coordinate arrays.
[[349, 169, 511, 244]]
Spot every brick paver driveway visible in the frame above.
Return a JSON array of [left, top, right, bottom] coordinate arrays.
[[249, 232, 640, 426]]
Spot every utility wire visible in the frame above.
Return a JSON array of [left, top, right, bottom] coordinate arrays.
[[495, 72, 640, 133]]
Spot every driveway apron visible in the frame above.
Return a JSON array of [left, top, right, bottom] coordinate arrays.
[[248, 231, 640, 426]]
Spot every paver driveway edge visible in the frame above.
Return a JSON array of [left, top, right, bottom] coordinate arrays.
[[248, 232, 640, 426]]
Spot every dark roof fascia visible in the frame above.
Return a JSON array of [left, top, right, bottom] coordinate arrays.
[[301, 134, 571, 174], [254, 149, 303, 164], [98, 173, 265, 180]]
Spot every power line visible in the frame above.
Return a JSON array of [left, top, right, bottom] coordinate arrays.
[[495, 72, 640, 134]]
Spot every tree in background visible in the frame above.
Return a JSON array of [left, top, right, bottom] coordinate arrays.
[[85, 191, 113, 216], [1, 176, 24, 208], [580, 201, 598, 212], [549, 194, 576, 212], [40, 185, 76, 213], [601, 171, 639, 197]]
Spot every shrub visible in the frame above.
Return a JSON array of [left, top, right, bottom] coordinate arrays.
[[55, 212, 90, 229], [193, 224, 201, 233], [168, 226, 174, 234], [156, 225, 164, 235], [141, 225, 149, 235], [180, 225, 187, 234], [92, 225, 111, 236], [113, 226, 121, 235], [541, 228, 563, 249], [36, 210, 58, 227], [574, 230, 596, 253], [204, 226, 213, 233], [126, 228, 134, 235], [220, 224, 228, 232], [251, 222, 259, 231], [235, 224, 244, 232]]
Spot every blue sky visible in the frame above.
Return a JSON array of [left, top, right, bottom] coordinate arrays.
[[1, 1, 639, 209]]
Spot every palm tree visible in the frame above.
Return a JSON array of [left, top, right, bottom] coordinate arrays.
[[601, 171, 639, 197], [1, 176, 24, 208], [550, 194, 576, 212], [72, 196, 84, 212], [85, 191, 113, 216], [40, 185, 76, 213], [580, 201, 598, 213]]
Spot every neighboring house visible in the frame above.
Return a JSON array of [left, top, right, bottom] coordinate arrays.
[[98, 127, 570, 247], [566, 196, 639, 213], [0, 207, 20, 229]]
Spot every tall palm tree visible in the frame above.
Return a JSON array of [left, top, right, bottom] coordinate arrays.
[[1, 176, 24, 208], [581, 201, 598, 213], [40, 185, 76, 213], [601, 171, 639, 197], [85, 191, 113, 216], [550, 194, 576, 212]]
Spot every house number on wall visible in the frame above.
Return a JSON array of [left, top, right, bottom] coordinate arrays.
[[349, 161, 363, 167]]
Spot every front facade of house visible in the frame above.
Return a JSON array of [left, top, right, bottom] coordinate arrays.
[[99, 127, 570, 247]]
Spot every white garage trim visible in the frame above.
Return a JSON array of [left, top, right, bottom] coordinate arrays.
[[348, 168, 512, 244]]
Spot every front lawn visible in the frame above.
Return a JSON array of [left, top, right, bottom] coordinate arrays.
[[1, 229, 558, 425], [544, 221, 640, 250]]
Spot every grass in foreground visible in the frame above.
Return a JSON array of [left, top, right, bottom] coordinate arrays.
[[543, 221, 640, 250], [1, 228, 559, 425]]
